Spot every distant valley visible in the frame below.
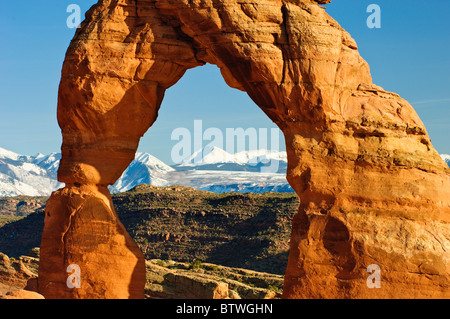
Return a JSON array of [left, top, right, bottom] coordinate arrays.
[[0, 184, 299, 275]]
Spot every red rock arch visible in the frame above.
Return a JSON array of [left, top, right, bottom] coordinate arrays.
[[38, 0, 450, 298]]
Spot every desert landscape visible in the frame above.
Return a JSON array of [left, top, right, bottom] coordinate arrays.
[[0, 0, 449, 301], [1, 185, 294, 299]]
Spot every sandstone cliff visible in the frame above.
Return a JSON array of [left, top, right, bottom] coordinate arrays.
[[38, 0, 449, 298]]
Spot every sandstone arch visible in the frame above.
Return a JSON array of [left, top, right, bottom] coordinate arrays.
[[38, 0, 450, 298]]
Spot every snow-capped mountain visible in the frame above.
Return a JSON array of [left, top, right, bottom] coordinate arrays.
[[181, 145, 236, 165], [2, 146, 448, 197], [175, 145, 288, 174], [179, 145, 287, 166], [441, 154, 450, 167], [0, 146, 293, 197], [109, 152, 175, 193], [32, 153, 61, 173], [0, 147, 63, 197], [168, 169, 292, 194], [113, 146, 291, 193]]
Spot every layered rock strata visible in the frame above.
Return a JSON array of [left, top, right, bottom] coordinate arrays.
[[38, 0, 449, 298], [145, 259, 282, 299]]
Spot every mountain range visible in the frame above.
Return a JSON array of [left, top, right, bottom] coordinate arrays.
[[1, 146, 449, 197], [0, 146, 292, 197], [441, 154, 450, 166]]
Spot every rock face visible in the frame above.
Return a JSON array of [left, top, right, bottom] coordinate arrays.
[[0, 252, 37, 288], [145, 259, 282, 299], [0, 250, 281, 299], [0, 251, 43, 299], [0, 290, 44, 300], [39, 0, 450, 298], [39, 185, 145, 299]]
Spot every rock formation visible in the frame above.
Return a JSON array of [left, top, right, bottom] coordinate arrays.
[[145, 259, 282, 299], [0, 251, 43, 299], [0, 252, 37, 288], [38, 0, 449, 298], [0, 290, 44, 300], [0, 250, 281, 299]]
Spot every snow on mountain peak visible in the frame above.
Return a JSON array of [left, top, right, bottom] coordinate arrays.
[[234, 149, 287, 164], [180, 146, 288, 166], [441, 154, 450, 167], [0, 148, 64, 197], [0, 147, 22, 161], [135, 152, 174, 172], [0, 146, 292, 196], [182, 145, 235, 165]]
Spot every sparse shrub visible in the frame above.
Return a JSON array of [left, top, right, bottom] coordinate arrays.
[[190, 260, 203, 269], [206, 265, 219, 271], [267, 285, 281, 293]]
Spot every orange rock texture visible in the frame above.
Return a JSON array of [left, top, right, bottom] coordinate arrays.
[[38, 0, 449, 298]]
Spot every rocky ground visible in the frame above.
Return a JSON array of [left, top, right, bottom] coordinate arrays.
[[0, 249, 41, 299], [0, 249, 283, 299], [0, 185, 299, 275], [145, 259, 283, 299], [0, 184, 296, 299]]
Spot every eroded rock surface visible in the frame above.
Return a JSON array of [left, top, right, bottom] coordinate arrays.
[[145, 259, 282, 299], [0, 250, 280, 299], [39, 0, 449, 298], [0, 251, 42, 299]]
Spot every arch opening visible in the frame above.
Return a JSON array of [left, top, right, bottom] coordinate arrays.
[[114, 63, 291, 194]]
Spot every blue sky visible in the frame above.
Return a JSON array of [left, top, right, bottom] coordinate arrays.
[[0, 0, 448, 164]]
